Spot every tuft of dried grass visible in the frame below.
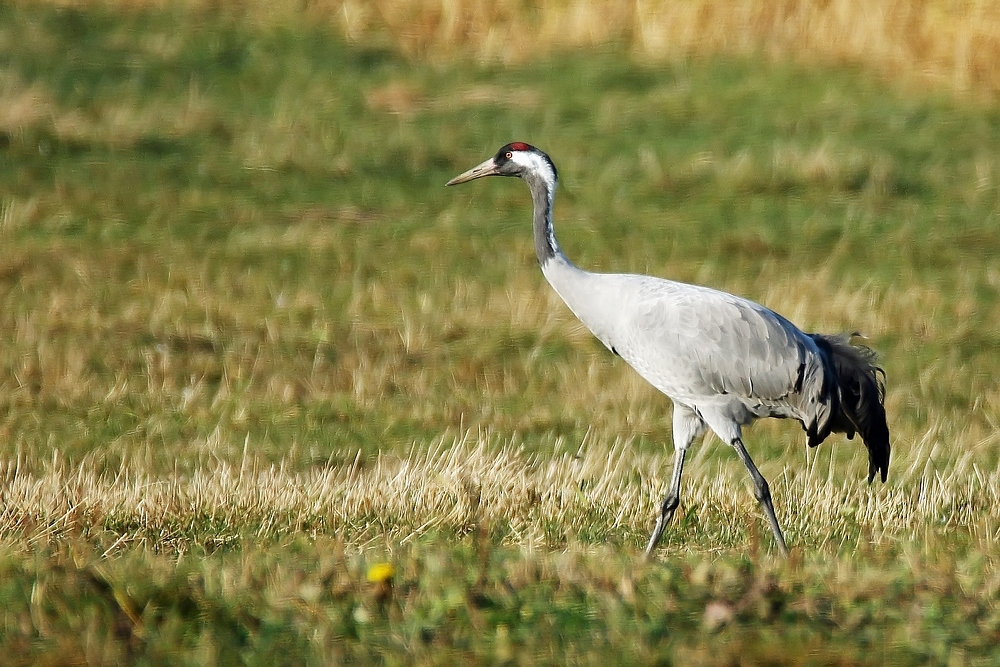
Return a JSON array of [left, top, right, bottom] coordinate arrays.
[[0, 71, 218, 150]]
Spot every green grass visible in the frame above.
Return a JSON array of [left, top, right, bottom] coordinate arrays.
[[3, 2, 1000, 663], [5, 536, 998, 666]]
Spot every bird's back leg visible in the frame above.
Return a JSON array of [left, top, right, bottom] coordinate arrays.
[[644, 447, 686, 558], [645, 406, 705, 559], [731, 438, 789, 556]]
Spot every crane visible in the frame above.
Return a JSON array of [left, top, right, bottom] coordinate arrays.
[[446, 142, 890, 557]]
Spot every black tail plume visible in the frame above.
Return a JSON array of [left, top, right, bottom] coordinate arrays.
[[809, 333, 890, 483]]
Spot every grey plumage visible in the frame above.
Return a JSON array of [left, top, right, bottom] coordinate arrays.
[[447, 143, 891, 557]]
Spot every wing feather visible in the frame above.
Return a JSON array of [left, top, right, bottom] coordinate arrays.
[[616, 279, 810, 404]]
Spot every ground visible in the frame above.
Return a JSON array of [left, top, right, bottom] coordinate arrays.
[[2, 2, 1000, 664]]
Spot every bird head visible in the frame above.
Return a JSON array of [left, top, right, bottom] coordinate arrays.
[[446, 142, 558, 187]]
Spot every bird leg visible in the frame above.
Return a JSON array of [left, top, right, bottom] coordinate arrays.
[[731, 438, 789, 557], [644, 446, 687, 559]]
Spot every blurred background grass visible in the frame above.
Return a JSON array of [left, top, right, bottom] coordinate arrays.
[[3, 0, 1000, 663], [30, 0, 1000, 94]]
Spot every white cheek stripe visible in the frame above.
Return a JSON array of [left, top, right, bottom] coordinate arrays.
[[512, 151, 557, 189]]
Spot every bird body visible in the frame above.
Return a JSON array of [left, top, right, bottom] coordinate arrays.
[[447, 142, 890, 556], [545, 258, 827, 427]]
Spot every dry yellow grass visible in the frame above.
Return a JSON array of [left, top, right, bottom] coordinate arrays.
[[338, 0, 1000, 97], [1, 431, 994, 557]]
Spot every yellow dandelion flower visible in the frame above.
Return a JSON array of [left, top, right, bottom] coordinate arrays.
[[366, 562, 395, 583]]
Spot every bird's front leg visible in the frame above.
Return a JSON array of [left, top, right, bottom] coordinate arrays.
[[731, 438, 789, 556]]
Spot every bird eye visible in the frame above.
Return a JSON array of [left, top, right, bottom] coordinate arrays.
[[505, 152, 513, 159]]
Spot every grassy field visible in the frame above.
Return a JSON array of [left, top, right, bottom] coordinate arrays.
[[4, 1, 1000, 663]]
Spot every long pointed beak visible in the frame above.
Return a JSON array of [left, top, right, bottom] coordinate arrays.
[[446, 157, 499, 186]]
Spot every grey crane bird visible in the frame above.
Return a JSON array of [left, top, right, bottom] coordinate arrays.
[[447, 142, 890, 557]]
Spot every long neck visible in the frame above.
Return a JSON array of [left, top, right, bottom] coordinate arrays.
[[524, 171, 568, 268], [523, 170, 616, 346]]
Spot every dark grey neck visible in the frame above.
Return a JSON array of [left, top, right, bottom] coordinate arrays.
[[525, 171, 561, 266]]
